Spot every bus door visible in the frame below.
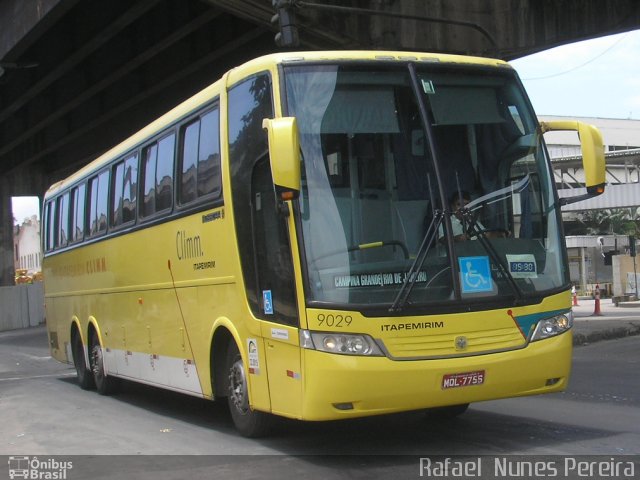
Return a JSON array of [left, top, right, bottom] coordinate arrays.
[[251, 156, 303, 418]]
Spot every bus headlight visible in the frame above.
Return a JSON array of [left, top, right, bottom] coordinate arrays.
[[530, 311, 573, 341], [300, 330, 384, 356]]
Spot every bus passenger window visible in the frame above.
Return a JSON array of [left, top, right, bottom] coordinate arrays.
[[179, 108, 220, 205], [112, 161, 125, 226], [198, 110, 220, 197], [111, 154, 138, 227], [156, 134, 175, 212], [70, 184, 86, 243], [180, 122, 199, 204], [142, 144, 158, 217], [56, 192, 69, 248], [141, 133, 175, 217], [122, 154, 138, 223], [45, 201, 55, 251], [88, 170, 109, 236]]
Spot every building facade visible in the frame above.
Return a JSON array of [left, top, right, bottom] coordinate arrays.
[[13, 215, 41, 276], [542, 116, 640, 296]]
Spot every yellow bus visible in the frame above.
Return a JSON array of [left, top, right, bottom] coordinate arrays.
[[43, 51, 605, 437]]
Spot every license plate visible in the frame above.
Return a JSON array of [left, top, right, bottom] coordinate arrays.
[[442, 370, 485, 389]]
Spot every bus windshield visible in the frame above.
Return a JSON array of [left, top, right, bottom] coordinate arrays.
[[283, 62, 565, 311]]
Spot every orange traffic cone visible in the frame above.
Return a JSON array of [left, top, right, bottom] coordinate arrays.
[[592, 284, 602, 316]]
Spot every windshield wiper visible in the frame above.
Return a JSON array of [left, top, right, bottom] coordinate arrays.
[[464, 215, 524, 299], [389, 209, 443, 313], [465, 175, 531, 212], [458, 176, 532, 300]]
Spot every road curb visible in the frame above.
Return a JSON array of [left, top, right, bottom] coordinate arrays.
[[573, 322, 640, 346]]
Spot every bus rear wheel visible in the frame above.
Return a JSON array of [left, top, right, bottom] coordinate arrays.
[[71, 331, 95, 390], [226, 342, 272, 437], [89, 330, 118, 395]]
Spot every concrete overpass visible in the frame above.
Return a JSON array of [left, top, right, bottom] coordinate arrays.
[[1, 0, 640, 285]]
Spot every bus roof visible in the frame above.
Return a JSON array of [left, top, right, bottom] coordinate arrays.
[[225, 50, 510, 83], [44, 50, 511, 198]]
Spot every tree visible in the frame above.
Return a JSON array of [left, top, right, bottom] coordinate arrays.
[[576, 209, 611, 235], [576, 208, 640, 236]]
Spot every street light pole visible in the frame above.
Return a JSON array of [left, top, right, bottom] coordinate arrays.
[[630, 235, 638, 300], [633, 250, 638, 300]]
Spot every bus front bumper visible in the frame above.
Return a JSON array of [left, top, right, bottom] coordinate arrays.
[[298, 331, 572, 421]]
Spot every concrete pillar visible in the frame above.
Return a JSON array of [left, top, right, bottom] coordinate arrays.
[[0, 166, 48, 287], [580, 246, 587, 294], [0, 178, 15, 286]]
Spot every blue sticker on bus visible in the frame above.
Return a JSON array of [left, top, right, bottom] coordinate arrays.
[[263, 290, 274, 315], [459, 256, 493, 293]]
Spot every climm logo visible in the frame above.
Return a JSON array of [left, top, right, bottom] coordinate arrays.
[[176, 230, 204, 260]]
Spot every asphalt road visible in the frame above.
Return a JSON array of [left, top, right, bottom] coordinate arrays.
[[1, 327, 639, 479]]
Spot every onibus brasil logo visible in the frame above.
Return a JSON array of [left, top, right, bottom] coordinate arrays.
[[8, 456, 73, 479]]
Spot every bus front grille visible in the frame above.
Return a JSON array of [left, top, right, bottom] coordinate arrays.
[[379, 327, 526, 360]]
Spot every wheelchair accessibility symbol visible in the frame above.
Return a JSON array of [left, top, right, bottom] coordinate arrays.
[[262, 290, 274, 315], [459, 256, 493, 293]]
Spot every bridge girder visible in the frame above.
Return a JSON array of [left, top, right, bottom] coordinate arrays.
[[0, 0, 639, 189], [1, 0, 639, 285], [207, 0, 640, 59]]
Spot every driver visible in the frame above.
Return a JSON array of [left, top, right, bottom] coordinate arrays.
[[439, 191, 478, 242], [438, 191, 509, 242]]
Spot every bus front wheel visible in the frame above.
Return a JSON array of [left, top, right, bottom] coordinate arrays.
[[226, 342, 272, 437], [89, 330, 118, 395]]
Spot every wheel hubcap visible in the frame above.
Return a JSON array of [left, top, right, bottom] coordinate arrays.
[[91, 343, 104, 382], [229, 359, 249, 415]]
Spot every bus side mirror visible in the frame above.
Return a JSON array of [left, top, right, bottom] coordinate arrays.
[[540, 120, 605, 206], [262, 117, 301, 200]]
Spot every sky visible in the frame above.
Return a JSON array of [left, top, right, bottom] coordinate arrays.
[[12, 196, 40, 225], [511, 28, 640, 119], [10, 29, 640, 224]]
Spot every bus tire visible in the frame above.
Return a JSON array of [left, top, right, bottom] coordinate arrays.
[[226, 342, 272, 437], [71, 330, 95, 390], [89, 330, 118, 395]]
